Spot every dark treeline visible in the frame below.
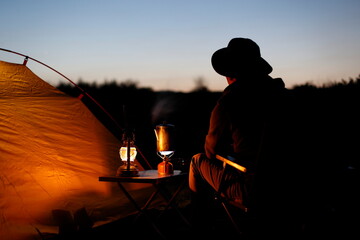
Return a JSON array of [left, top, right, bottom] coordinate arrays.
[[57, 76, 360, 170]]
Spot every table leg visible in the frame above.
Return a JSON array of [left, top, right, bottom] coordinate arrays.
[[116, 182, 166, 239], [155, 178, 190, 226]]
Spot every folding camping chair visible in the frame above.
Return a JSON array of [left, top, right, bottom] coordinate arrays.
[[213, 147, 301, 238]]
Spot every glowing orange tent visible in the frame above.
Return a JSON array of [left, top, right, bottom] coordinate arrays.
[[0, 60, 151, 239]]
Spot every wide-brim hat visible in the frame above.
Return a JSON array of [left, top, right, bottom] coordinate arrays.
[[211, 38, 273, 77]]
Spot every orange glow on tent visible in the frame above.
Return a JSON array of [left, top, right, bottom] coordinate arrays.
[[0, 60, 150, 239]]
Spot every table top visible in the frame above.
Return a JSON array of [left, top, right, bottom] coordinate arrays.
[[99, 169, 187, 183]]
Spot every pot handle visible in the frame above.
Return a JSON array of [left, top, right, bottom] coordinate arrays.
[[154, 129, 158, 140]]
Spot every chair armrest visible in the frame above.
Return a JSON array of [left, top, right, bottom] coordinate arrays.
[[215, 155, 247, 173]]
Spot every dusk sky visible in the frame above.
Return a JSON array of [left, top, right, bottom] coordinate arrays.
[[1, 0, 359, 92]]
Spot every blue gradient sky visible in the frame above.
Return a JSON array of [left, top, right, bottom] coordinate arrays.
[[1, 0, 360, 92]]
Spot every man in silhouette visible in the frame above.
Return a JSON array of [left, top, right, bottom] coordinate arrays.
[[188, 38, 302, 239]]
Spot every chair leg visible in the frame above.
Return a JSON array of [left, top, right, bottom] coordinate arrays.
[[220, 201, 244, 236], [214, 162, 248, 237]]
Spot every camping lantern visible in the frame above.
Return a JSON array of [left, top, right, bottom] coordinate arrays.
[[116, 130, 139, 177], [154, 123, 175, 175]]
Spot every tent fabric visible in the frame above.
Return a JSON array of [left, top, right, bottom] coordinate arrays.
[[0, 61, 152, 239]]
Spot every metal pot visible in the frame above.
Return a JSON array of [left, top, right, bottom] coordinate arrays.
[[154, 123, 175, 153]]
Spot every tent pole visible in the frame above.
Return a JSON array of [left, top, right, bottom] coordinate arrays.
[[0, 48, 121, 131]]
